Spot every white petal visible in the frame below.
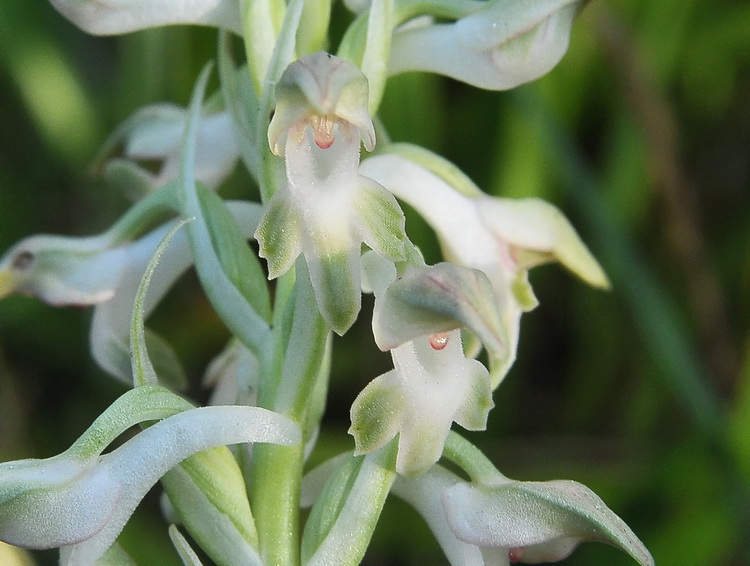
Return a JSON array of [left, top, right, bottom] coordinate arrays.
[[49, 0, 242, 36]]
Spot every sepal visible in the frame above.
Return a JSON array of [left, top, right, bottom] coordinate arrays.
[[49, 0, 242, 35], [389, 0, 582, 90], [372, 262, 507, 366], [445, 479, 654, 565]]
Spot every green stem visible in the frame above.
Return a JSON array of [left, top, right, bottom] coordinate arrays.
[[251, 441, 304, 566]]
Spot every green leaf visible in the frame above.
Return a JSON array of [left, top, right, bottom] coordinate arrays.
[[196, 185, 272, 322], [168, 526, 204, 566], [301, 455, 362, 562], [179, 63, 271, 357], [144, 328, 188, 390], [130, 219, 191, 387], [217, 32, 261, 183], [302, 444, 397, 566]]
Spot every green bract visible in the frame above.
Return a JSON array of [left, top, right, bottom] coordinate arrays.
[[0, 386, 299, 565]]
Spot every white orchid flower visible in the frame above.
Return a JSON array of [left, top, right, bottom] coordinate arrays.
[[350, 329, 493, 477], [49, 0, 242, 36], [0, 386, 299, 566], [255, 52, 408, 334], [389, 0, 583, 90], [360, 150, 608, 386], [393, 464, 655, 566], [352, 251, 512, 477], [0, 201, 262, 385]]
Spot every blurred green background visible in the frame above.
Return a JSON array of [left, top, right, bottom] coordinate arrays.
[[1, 1, 749, 564]]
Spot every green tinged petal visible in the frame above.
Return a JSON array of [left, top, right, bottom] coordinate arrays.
[[303, 445, 397, 566], [478, 197, 610, 289], [349, 371, 406, 455], [255, 190, 303, 279], [355, 179, 407, 261], [307, 248, 361, 335], [453, 364, 495, 431], [301, 456, 362, 562], [445, 479, 654, 566], [373, 263, 507, 362]]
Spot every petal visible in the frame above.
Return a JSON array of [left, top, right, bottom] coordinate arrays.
[[373, 263, 508, 364], [452, 360, 495, 431], [0, 234, 125, 306], [392, 466, 489, 566], [101, 103, 238, 191], [349, 370, 406, 455], [62, 406, 300, 565], [0, 386, 194, 549], [477, 197, 610, 289], [354, 178, 407, 262], [389, 0, 581, 90], [360, 153, 496, 269], [392, 335, 491, 476], [49, 0, 242, 36], [268, 52, 375, 155], [304, 241, 362, 335], [443, 479, 654, 566], [0, 457, 119, 548], [255, 189, 304, 279]]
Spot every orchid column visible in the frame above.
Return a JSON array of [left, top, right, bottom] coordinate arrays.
[[0, 1, 656, 565]]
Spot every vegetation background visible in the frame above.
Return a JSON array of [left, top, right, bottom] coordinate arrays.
[[1, 0, 749, 564]]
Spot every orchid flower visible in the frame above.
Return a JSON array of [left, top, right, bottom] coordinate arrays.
[[351, 255, 509, 477], [393, 463, 654, 566], [350, 330, 493, 477], [389, 0, 583, 90], [99, 103, 239, 196], [0, 200, 263, 385], [0, 386, 299, 566], [360, 149, 608, 386], [49, 0, 242, 36], [255, 51, 408, 334]]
